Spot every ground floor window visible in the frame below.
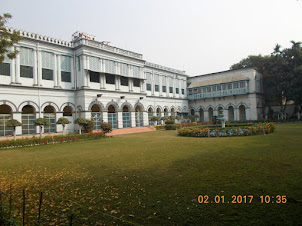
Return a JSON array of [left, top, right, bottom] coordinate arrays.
[[122, 112, 131, 128], [91, 112, 102, 130], [108, 113, 117, 129], [44, 114, 56, 133], [148, 112, 153, 125], [135, 112, 143, 127], [22, 114, 36, 135], [0, 114, 12, 136]]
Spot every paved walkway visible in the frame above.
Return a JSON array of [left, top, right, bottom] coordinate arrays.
[[0, 127, 156, 141], [108, 126, 156, 136]]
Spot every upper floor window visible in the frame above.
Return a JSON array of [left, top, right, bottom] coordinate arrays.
[[147, 83, 152, 91], [233, 82, 239, 89], [207, 87, 211, 92], [42, 51, 54, 80], [20, 47, 34, 78], [169, 87, 173, 93], [217, 85, 221, 91], [0, 63, 10, 76], [212, 86, 217, 92], [182, 89, 185, 95], [188, 89, 193, 95], [89, 71, 100, 83], [227, 83, 232, 89], [61, 55, 72, 83], [162, 86, 167, 92], [176, 88, 179, 94], [155, 85, 159, 92], [240, 81, 246, 88], [120, 76, 128, 86], [106, 74, 115, 84], [133, 78, 140, 87]]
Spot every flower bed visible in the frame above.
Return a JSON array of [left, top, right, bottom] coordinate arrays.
[[177, 123, 276, 137], [0, 132, 106, 149]]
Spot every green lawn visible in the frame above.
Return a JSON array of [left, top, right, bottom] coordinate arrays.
[[0, 123, 302, 225]]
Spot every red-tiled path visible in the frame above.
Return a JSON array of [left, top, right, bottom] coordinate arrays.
[[108, 126, 156, 136], [0, 127, 156, 141]]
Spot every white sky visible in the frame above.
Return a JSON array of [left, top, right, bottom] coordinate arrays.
[[1, 0, 302, 76]]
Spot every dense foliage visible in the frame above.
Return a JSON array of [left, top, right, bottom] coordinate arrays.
[[178, 123, 276, 137], [0, 13, 23, 63], [0, 132, 105, 149], [230, 41, 302, 118], [100, 122, 112, 134]]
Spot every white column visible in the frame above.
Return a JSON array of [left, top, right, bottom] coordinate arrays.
[[140, 80, 145, 93], [37, 50, 42, 86], [118, 112, 123, 128], [131, 112, 136, 127], [10, 58, 16, 84], [166, 76, 169, 97], [159, 75, 162, 96], [143, 112, 148, 126], [82, 56, 87, 87], [57, 55, 61, 87], [71, 56, 75, 88], [129, 78, 133, 92], [103, 112, 108, 123], [56, 112, 64, 132], [151, 71, 155, 96], [14, 112, 22, 136], [115, 75, 120, 90], [15, 47, 20, 84], [173, 76, 176, 98], [53, 55, 58, 87], [100, 73, 106, 89], [33, 49, 38, 85]]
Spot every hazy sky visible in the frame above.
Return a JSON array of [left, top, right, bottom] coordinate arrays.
[[1, 0, 302, 76]]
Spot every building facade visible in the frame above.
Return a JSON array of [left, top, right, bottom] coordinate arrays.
[[0, 29, 263, 137], [0, 29, 189, 136], [187, 68, 264, 122]]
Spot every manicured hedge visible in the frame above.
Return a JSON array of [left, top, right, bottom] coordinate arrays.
[[0, 132, 106, 149], [177, 123, 277, 137], [165, 124, 177, 130]]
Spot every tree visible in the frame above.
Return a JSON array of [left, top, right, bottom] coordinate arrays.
[[56, 117, 71, 135], [34, 118, 50, 139], [6, 119, 22, 140], [74, 117, 87, 134], [100, 122, 112, 134], [0, 13, 23, 64]]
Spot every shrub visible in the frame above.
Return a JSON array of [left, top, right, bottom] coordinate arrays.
[[74, 117, 87, 134], [100, 122, 112, 134], [35, 118, 51, 138], [165, 119, 175, 124], [155, 125, 165, 130], [165, 124, 177, 130], [6, 119, 22, 140], [56, 117, 71, 135], [84, 119, 95, 133]]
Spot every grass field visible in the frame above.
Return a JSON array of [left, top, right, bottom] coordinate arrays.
[[0, 123, 302, 225]]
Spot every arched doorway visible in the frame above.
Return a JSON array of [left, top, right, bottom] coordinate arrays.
[[63, 106, 73, 117], [239, 105, 246, 121], [199, 108, 204, 123], [122, 105, 131, 128], [218, 107, 223, 117], [44, 105, 56, 133], [171, 108, 175, 117], [164, 108, 169, 117], [108, 105, 117, 129], [0, 104, 13, 136], [156, 108, 162, 125], [228, 106, 234, 121], [91, 104, 102, 130], [22, 105, 36, 135], [208, 107, 213, 122], [135, 105, 143, 127], [148, 107, 153, 125], [190, 109, 195, 122]]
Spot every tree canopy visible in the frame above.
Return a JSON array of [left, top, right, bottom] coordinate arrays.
[[230, 41, 302, 115], [0, 13, 23, 64]]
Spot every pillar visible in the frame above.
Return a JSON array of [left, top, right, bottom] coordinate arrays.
[[57, 55, 61, 87], [118, 112, 123, 128], [14, 112, 22, 136], [15, 46, 21, 84], [103, 112, 108, 123], [131, 112, 136, 127], [33, 49, 38, 85], [53, 54, 58, 87], [143, 112, 148, 126]]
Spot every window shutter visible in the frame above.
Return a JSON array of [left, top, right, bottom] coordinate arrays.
[[20, 47, 34, 66], [61, 56, 72, 72], [42, 51, 54, 69]]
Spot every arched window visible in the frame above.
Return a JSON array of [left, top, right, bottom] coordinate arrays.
[[91, 104, 102, 130], [208, 107, 213, 122], [171, 108, 175, 117], [22, 105, 36, 135], [199, 108, 204, 123], [239, 105, 246, 121], [108, 105, 117, 129], [135, 105, 143, 127], [156, 108, 161, 125], [148, 108, 153, 125], [44, 105, 56, 133], [122, 105, 131, 128], [63, 106, 73, 116], [164, 108, 169, 117], [0, 104, 13, 136], [228, 106, 234, 121]]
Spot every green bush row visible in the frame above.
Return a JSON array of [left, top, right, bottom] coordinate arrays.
[[0, 132, 105, 149]]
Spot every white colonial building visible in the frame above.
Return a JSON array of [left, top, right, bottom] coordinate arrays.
[[0, 29, 189, 137], [0, 29, 264, 137], [187, 68, 264, 122]]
